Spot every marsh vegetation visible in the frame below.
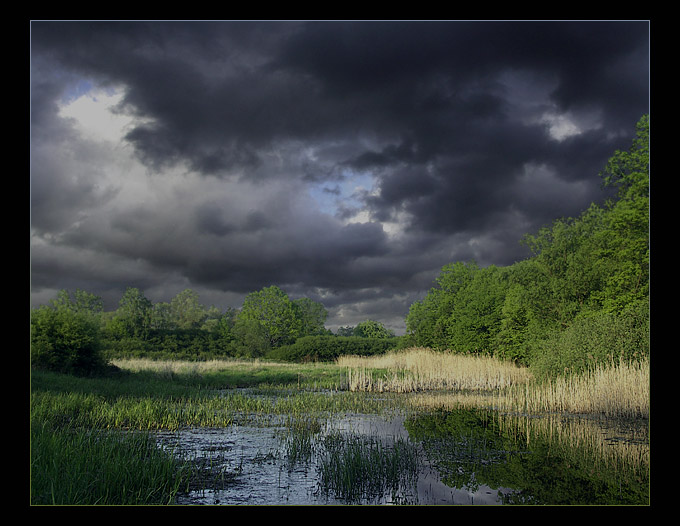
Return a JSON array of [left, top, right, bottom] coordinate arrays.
[[31, 350, 649, 505]]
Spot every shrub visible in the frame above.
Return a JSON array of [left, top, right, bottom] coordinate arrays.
[[31, 306, 105, 375], [267, 335, 401, 362], [528, 301, 649, 378]]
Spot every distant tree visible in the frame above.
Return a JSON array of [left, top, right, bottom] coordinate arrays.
[[200, 305, 225, 333], [150, 301, 174, 331], [211, 308, 237, 343], [336, 326, 355, 337], [236, 286, 302, 348], [232, 317, 271, 357], [50, 289, 104, 314], [170, 289, 207, 330], [114, 287, 153, 339], [292, 297, 328, 336], [354, 320, 395, 339]]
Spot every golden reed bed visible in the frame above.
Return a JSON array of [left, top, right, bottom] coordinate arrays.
[[339, 348, 649, 419]]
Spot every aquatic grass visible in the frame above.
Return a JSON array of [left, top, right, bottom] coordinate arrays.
[[31, 420, 191, 505], [30, 391, 236, 431], [31, 378, 404, 435], [317, 432, 420, 503], [280, 415, 323, 467]]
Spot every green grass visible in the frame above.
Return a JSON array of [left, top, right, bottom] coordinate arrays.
[[317, 433, 420, 503], [30, 360, 404, 505], [31, 420, 191, 505]]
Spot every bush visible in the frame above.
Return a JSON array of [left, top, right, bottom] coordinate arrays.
[[31, 306, 105, 375], [267, 335, 401, 362], [100, 328, 237, 361], [528, 300, 649, 378]]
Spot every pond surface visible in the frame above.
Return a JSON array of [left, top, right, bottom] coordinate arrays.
[[156, 405, 649, 506], [157, 414, 507, 505]]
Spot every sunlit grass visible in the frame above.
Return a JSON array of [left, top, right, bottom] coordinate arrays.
[[506, 356, 649, 419], [111, 357, 346, 391], [339, 347, 533, 392], [340, 348, 649, 420]]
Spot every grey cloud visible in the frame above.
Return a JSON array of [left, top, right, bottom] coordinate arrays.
[[30, 21, 649, 330]]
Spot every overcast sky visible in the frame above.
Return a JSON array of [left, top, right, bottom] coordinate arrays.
[[30, 20, 649, 333]]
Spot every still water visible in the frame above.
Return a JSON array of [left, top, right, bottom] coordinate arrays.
[[156, 407, 649, 506]]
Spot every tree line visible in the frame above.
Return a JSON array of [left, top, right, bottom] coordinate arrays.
[[30, 283, 396, 373], [403, 115, 649, 376]]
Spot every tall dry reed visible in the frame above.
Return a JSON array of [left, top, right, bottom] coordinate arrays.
[[339, 347, 533, 393], [111, 357, 286, 375], [506, 356, 649, 419]]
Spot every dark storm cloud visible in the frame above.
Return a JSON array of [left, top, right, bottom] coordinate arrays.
[[30, 20, 649, 331]]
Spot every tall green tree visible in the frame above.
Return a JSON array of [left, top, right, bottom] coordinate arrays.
[[114, 287, 153, 339], [170, 289, 208, 330], [403, 114, 649, 369], [292, 297, 328, 336], [594, 114, 649, 313], [236, 286, 302, 349], [405, 261, 479, 349], [445, 265, 508, 354], [600, 114, 649, 202]]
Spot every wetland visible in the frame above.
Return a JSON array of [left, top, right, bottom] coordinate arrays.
[[30, 352, 650, 506]]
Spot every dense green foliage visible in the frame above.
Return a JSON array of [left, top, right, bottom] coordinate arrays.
[[30, 290, 108, 375], [268, 335, 402, 362], [405, 115, 649, 373], [32, 282, 399, 370]]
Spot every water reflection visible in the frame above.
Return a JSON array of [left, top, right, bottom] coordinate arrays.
[[405, 409, 649, 505], [156, 407, 649, 505]]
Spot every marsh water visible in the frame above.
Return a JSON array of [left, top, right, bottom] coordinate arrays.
[[155, 392, 649, 505]]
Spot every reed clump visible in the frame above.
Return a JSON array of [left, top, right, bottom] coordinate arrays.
[[317, 433, 420, 502], [506, 356, 649, 419], [339, 347, 533, 393]]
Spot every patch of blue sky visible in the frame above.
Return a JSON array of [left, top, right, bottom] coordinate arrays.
[[309, 170, 375, 217], [60, 78, 95, 104], [60, 78, 120, 105]]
